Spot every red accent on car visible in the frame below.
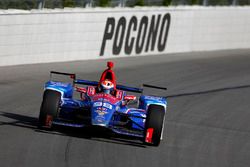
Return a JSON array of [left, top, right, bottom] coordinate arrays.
[[75, 86, 87, 93], [45, 115, 53, 127], [87, 86, 96, 96], [145, 128, 154, 143], [116, 90, 124, 100], [124, 95, 136, 101], [70, 74, 75, 79]]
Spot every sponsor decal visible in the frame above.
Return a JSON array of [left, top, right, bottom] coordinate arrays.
[[95, 109, 108, 116], [87, 86, 96, 96], [100, 107, 108, 111], [124, 95, 136, 100], [92, 93, 119, 104], [50, 81, 69, 87], [103, 103, 112, 109], [93, 102, 112, 109], [93, 102, 102, 107], [116, 90, 123, 100], [75, 86, 86, 93], [100, 13, 171, 56], [95, 115, 105, 123]]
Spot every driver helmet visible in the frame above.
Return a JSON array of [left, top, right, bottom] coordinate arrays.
[[100, 79, 114, 94]]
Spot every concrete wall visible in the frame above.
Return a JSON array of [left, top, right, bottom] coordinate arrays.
[[0, 7, 249, 66]]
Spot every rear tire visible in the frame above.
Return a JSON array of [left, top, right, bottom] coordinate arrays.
[[144, 105, 165, 146], [38, 90, 61, 129]]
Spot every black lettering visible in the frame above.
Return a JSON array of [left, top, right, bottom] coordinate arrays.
[[125, 16, 137, 55], [145, 15, 161, 52], [158, 13, 171, 52], [100, 17, 115, 56], [113, 17, 126, 55], [136, 16, 148, 54]]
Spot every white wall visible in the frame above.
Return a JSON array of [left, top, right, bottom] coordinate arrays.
[[0, 7, 249, 66]]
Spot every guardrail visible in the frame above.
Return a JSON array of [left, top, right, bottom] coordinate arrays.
[[0, 0, 249, 10], [0, 6, 249, 66]]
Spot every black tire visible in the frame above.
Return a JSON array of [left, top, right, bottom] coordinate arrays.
[[38, 90, 61, 129], [144, 104, 165, 146]]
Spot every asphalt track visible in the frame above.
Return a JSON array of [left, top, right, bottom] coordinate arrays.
[[0, 49, 250, 167]]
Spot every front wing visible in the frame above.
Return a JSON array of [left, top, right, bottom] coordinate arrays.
[[52, 111, 146, 138]]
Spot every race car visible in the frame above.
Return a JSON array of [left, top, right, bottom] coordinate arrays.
[[38, 62, 167, 146]]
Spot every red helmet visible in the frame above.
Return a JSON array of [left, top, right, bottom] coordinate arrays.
[[99, 61, 116, 89]]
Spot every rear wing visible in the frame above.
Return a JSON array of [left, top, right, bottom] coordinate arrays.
[[49, 71, 166, 93], [50, 71, 76, 80], [74, 79, 143, 93], [49, 71, 76, 85], [74, 79, 98, 86], [75, 79, 166, 93]]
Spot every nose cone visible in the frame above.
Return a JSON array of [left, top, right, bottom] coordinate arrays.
[[91, 101, 115, 127]]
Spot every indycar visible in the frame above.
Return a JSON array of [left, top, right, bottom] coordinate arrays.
[[38, 62, 167, 146]]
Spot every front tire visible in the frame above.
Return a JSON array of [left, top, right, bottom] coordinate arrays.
[[144, 105, 165, 146], [38, 90, 61, 129]]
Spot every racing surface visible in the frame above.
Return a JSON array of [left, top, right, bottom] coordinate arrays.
[[0, 49, 250, 167]]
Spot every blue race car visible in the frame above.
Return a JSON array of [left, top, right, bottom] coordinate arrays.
[[38, 62, 167, 146]]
